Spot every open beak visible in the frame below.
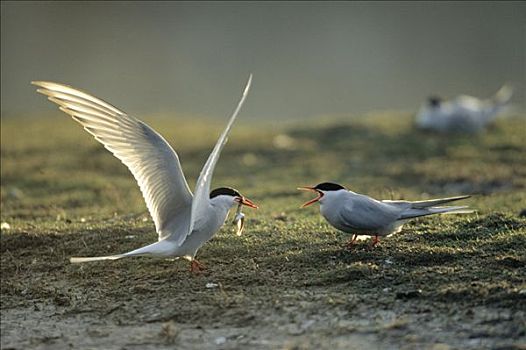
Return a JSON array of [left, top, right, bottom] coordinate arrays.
[[236, 196, 258, 209], [297, 186, 323, 208]]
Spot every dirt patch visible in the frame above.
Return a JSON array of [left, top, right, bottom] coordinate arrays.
[[2, 290, 524, 350]]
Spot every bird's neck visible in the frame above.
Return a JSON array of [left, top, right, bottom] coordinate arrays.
[[210, 200, 234, 223]]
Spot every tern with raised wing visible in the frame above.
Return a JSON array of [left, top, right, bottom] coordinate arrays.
[[32, 75, 257, 272], [299, 182, 473, 247]]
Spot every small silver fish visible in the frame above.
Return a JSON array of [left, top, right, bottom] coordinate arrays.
[[233, 203, 245, 236]]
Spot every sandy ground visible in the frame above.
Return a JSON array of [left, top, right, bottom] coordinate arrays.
[[2, 282, 525, 350]]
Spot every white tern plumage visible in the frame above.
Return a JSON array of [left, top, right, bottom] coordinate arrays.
[[32, 75, 257, 272], [415, 84, 513, 133], [299, 182, 473, 247]]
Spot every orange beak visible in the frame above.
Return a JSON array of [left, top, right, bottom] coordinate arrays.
[[236, 196, 258, 209], [297, 186, 323, 208]]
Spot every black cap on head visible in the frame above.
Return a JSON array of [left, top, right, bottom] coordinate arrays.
[[428, 96, 442, 108], [210, 187, 241, 199], [314, 182, 346, 191]]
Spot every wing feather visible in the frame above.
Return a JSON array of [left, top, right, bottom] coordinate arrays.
[[383, 195, 471, 209], [338, 194, 401, 232], [32, 81, 193, 242], [189, 74, 253, 234]]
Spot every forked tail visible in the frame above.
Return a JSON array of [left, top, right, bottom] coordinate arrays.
[[70, 255, 125, 263], [491, 84, 513, 106], [484, 84, 514, 122], [399, 205, 475, 220], [408, 195, 471, 209], [69, 239, 176, 263]]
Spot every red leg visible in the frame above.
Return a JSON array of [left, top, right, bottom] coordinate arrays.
[[346, 234, 358, 250], [370, 235, 380, 247], [190, 259, 206, 273]]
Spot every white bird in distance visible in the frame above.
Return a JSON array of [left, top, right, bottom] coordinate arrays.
[[32, 75, 257, 272], [415, 84, 514, 133]]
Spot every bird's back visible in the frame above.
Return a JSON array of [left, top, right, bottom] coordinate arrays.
[[321, 191, 402, 234]]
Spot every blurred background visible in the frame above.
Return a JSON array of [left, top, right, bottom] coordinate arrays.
[[1, 1, 525, 120]]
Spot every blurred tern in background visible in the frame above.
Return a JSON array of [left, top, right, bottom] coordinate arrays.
[[32, 74, 257, 272], [299, 182, 473, 247], [416, 84, 513, 133]]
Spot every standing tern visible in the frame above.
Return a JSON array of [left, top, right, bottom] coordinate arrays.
[[32, 75, 257, 272], [415, 84, 513, 133], [298, 182, 473, 247]]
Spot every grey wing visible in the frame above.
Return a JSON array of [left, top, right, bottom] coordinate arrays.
[[383, 196, 472, 220], [189, 74, 252, 234], [32, 81, 193, 244], [338, 194, 402, 232]]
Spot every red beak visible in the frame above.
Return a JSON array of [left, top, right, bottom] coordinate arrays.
[[297, 186, 323, 208], [236, 196, 258, 209]]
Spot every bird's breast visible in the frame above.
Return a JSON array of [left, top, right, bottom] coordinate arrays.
[[320, 202, 347, 231]]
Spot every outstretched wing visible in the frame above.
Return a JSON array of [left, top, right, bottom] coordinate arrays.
[[32, 81, 193, 243], [189, 74, 253, 234]]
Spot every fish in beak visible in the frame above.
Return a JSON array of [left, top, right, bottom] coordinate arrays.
[[233, 204, 246, 236], [233, 196, 257, 236], [297, 186, 324, 208], [235, 196, 258, 209]]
